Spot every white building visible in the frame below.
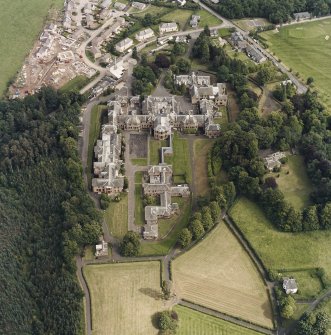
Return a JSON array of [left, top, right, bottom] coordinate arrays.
[[159, 22, 178, 34], [283, 277, 298, 294], [131, 1, 146, 10], [115, 37, 133, 53], [114, 2, 126, 10], [100, 0, 112, 9], [135, 28, 155, 42]]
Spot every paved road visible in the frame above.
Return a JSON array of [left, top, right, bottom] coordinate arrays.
[[180, 300, 275, 335], [194, 0, 308, 94], [277, 14, 331, 28]]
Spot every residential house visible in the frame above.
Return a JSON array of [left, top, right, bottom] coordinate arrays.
[[159, 22, 178, 34], [115, 37, 133, 52], [293, 12, 311, 21], [135, 28, 155, 42], [264, 152, 286, 171], [95, 239, 109, 257], [246, 45, 266, 63], [90, 46, 102, 59], [283, 277, 298, 294], [231, 31, 247, 50], [190, 15, 200, 28], [100, 0, 112, 9]]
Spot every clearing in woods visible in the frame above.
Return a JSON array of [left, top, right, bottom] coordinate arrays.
[[172, 224, 274, 328], [84, 262, 165, 335], [261, 18, 331, 109], [265, 155, 313, 210], [174, 305, 264, 335], [0, 0, 64, 96]]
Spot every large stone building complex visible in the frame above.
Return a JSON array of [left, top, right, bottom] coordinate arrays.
[[143, 162, 190, 239]]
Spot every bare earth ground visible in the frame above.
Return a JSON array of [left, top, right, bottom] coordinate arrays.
[[84, 262, 166, 335], [129, 133, 148, 158], [172, 224, 274, 328]]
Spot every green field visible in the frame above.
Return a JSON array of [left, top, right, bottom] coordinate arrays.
[[59, 75, 91, 92], [0, 0, 63, 96], [175, 305, 263, 335], [132, 4, 172, 18], [149, 138, 167, 165], [195, 9, 222, 28], [131, 158, 148, 166], [229, 197, 331, 281], [266, 155, 313, 210], [165, 133, 192, 184], [161, 9, 193, 30], [261, 19, 331, 109], [84, 262, 164, 335], [135, 183, 145, 226], [104, 194, 128, 239], [173, 223, 273, 328]]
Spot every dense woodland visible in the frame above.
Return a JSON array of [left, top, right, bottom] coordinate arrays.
[[0, 88, 102, 334], [204, 0, 331, 23], [192, 30, 331, 232]]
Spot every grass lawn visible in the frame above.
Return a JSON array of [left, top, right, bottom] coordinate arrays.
[[59, 75, 91, 92], [84, 262, 164, 335], [218, 27, 233, 38], [149, 139, 167, 165], [140, 196, 192, 256], [135, 184, 145, 226], [161, 9, 193, 30], [266, 155, 313, 210], [0, 0, 64, 96], [261, 19, 331, 109], [279, 270, 323, 300], [165, 133, 192, 184], [190, 58, 210, 72], [132, 5, 172, 18], [229, 197, 331, 282], [175, 305, 264, 335], [195, 9, 222, 28], [131, 158, 148, 166], [172, 223, 274, 328], [104, 194, 128, 239], [83, 246, 95, 261], [135, 171, 143, 184], [233, 18, 270, 32], [158, 197, 191, 239], [87, 105, 107, 187], [193, 139, 215, 197]]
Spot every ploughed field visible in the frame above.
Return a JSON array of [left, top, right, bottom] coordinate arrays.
[[172, 224, 274, 328], [84, 262, 165, 335]]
